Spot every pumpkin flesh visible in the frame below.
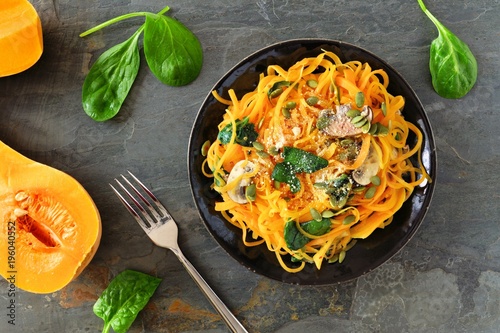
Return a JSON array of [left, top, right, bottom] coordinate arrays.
[[0, 141, 101, 293], [0, 0, 43, 77]]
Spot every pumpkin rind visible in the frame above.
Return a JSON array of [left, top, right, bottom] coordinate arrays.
[[0, 141, 101, 293], [0, 0, 44, 77]]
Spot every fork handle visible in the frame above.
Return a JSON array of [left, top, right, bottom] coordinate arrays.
[[171, 247, 249, 333]]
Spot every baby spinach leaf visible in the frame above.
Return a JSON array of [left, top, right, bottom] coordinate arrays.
[[417, 0, 477, 99], [93, 270, 161, 333], [217, 117, 258, 146], [80, 5, 204, 121], [284, 218, 331, 250], [143, 14, 203, 86], [82, 28, 142, 121], [272, 147, 328, 193]]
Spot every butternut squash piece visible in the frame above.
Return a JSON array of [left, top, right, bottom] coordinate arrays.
[[0, 141, 101, 293], [0, 0, 43, 77]]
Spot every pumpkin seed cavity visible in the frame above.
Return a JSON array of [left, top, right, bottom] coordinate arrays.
[[13, 193, 65, 248]]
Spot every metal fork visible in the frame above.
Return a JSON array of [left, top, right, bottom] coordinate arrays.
[[110, 171, 249, 333]]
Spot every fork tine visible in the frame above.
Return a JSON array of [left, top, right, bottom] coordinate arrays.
[[113, 177, 158, 228], [109, 183, 152, 231], [126, 170, 169, 217]]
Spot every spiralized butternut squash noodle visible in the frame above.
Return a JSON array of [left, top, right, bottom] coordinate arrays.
[[202, 50, 431, 273]]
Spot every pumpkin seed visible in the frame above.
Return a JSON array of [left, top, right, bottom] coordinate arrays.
[[282, 107, 291, 119], [351, 115, 365, 124], [306, 96, 319, 106], [307, 79, 318, 88], [268, 146, 279, 155], [322, 210, 335, 218], [343, 214, 356, 225], [370, 175, 381, 186], [313, 182, 328, 189], [245, 184, 257, 201], [364, 186, 376, 199], [252, 141, 265, 151], [310, 207, 323, 222], [256, 150, 269, 158], [368, 122, 378, 135], [269, 87, 283, 99], [14, 208, 28, 217], [381, 102, 387, 116], [355, 91, 365, 108], [375, 124, 389, 136], [285, 101, 297, 109], [352, 186, 366, 193], [15, 191, 28, 202], [274, 180, 281, 189], [352, 118, 367, 128], [346, 109, 361, 118], [338, 250, 346, 263], [361, 121, 371, 133], [201, 140, 210, 156]]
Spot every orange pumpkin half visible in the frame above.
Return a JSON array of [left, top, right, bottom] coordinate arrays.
[[0, 0, 44, 77], [0, 141, 101, 293]]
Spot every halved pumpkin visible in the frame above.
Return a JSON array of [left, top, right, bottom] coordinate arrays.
[[0, 0, 43, 77], [0, 141, 101, 293]]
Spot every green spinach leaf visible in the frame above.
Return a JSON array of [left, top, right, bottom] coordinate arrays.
[[417, 0, 477, 99], [143, 14, 203, 86], [272, 147, 328, 193], [284, 218, 331, 250], [93, 270, 161, 333], [217, 117, 258, 147], [80, 5, 204, 121], [82, 28, 142, 121]]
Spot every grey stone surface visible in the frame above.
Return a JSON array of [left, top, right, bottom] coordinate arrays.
[[0, 0, 499, 332]]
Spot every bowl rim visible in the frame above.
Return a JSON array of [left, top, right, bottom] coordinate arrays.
[[187, 38, 437, 285]]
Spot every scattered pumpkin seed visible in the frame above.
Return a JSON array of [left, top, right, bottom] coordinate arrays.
[[328, 254, 339, 263], [285, 101, 297, 109], [368, 122, 378, 135], [361, 121, 371, 133], [282, 107, 291, 119], [343, 214, 356, 225], [381, 102, 387, 116], [340, 138, 354, 147], [274, 180, 281, 189], [364, 186, 377, 199], [252, 141, 265, 151], [338, 250, 346, 263], [268, 146, 279, 155], [355, 91, 365, 108], [370, 175, 381, 186], [201, 140, 210, 157], [268, 81, 291, 99], [306, 79, 318, 88], [346, 109, 361, 118], [322, 210, 335, 218], [352, 118, 367, 128], [310, 207, 323, 222], [245, 184, 256, 201], [352, 186, 366, 193], [306, 96, 319, 106], [351, 115, 365, 124], [256, 150, 269, 158], [313, 182, 328, 189], [375, 124, 389, 136], [269, 87, 283, 99]]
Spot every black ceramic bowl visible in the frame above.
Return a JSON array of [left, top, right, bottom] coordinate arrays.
[[188, 39, 436, 285]]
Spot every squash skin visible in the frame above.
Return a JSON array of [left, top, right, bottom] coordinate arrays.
[[0, 141, 101, 294], [0, 0, 44, 77]]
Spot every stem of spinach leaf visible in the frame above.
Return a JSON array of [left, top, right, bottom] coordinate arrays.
[[79, 6, 170, 37]]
